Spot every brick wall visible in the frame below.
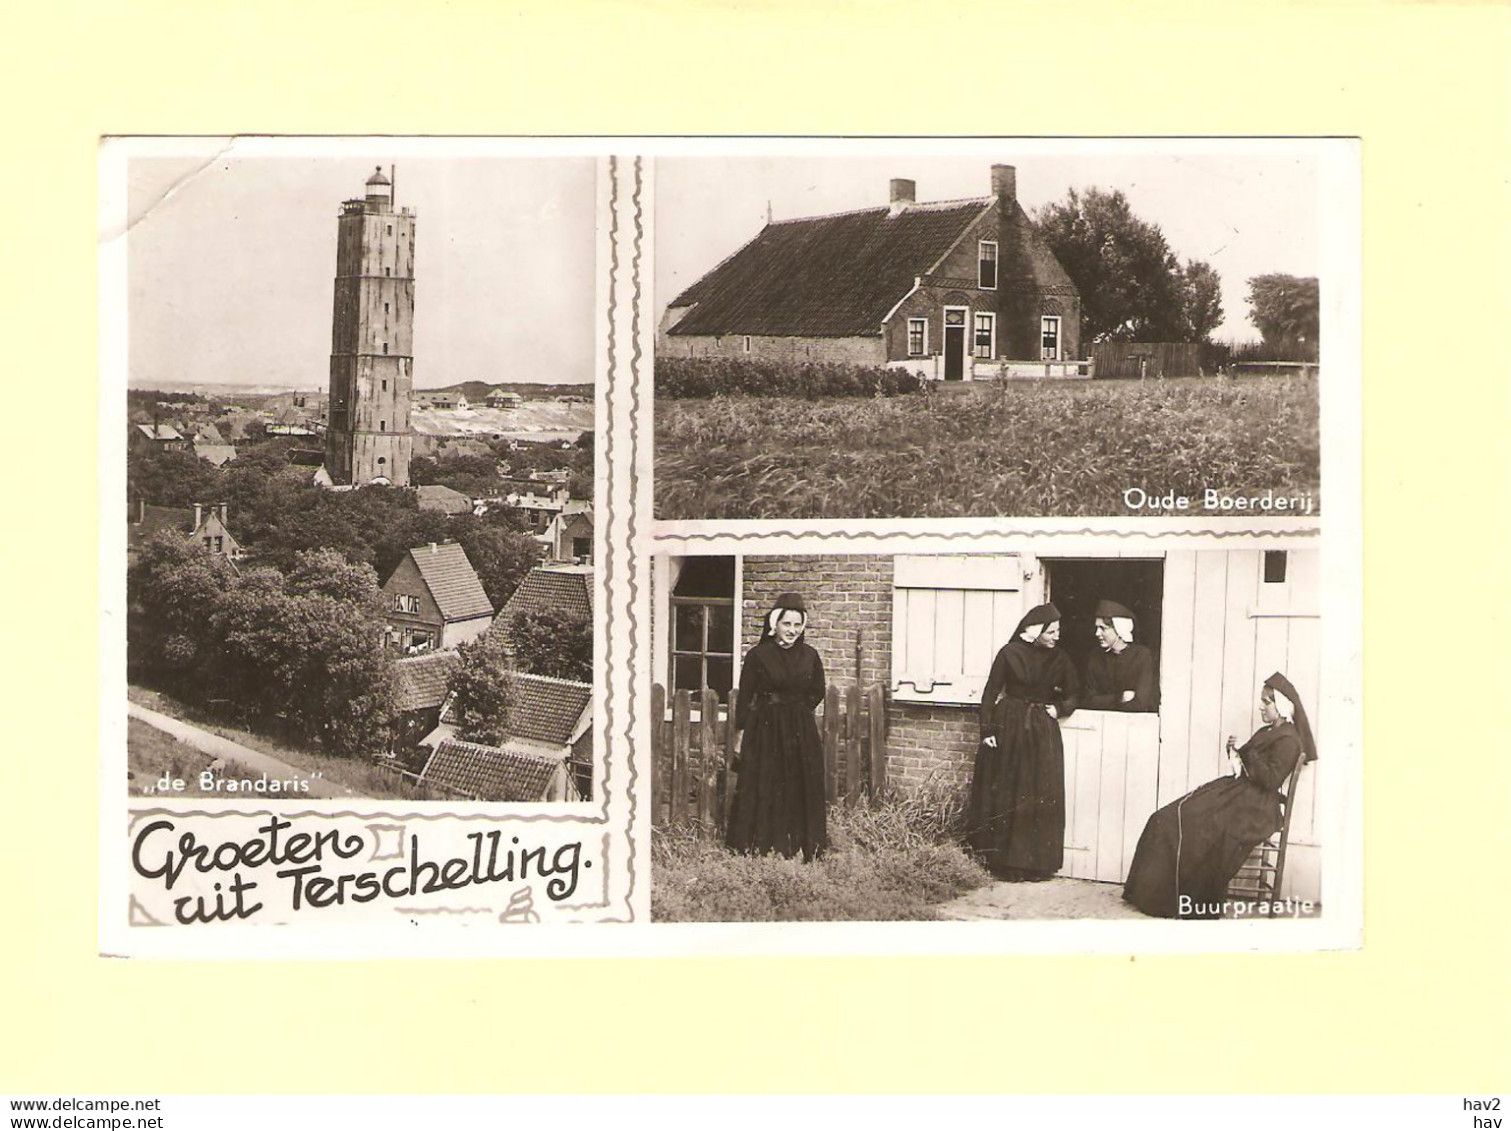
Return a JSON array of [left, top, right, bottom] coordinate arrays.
[[740, 554, 981, 793], [657, 332, 886, 366]]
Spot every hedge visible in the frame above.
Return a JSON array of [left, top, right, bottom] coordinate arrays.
[[656, 356, 924, 399]]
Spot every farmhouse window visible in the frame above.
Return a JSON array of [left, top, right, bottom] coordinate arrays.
[[1264, 551, 1288, 584], [891, 554, 1029, 706], [394, 593, 420, 614], [907, 318, 927, 356], [743, 336, 752, 353], [671, 556, 736, 699], [974, 313, 995, 359], [978, 241, 998, 290], [1041, 316, 1061, 360], [1040, 557, 1164, 712]]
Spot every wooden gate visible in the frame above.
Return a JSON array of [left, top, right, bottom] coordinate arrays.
[[651, 683, 888, 834]]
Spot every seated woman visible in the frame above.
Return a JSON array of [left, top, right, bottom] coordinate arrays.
[[1123, 672, 1316, 918], [1083, 599, 1157, 711], [966, 603, 1079, 881], [725, 592, 828, 862]]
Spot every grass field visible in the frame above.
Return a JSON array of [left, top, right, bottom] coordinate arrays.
[[127, 686, 449, 801], [655, 375, 1321, 519], [127, 717, 261, 797], [652, 791, 990, 922]]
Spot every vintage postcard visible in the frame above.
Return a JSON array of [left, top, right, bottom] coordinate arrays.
[[99, 139, 642, 955], [100, 137, 1359, 955]]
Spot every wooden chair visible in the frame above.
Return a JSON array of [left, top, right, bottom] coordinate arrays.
[[1227, 759, 1307, 915]]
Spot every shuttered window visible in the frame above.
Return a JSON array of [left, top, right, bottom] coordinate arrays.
[[891, 554, 1029, 705]]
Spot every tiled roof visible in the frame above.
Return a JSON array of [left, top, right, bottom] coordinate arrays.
[[667, 199, 993, 338], [194, 422, 225, 444], [409, 542, 494, 622], [135, 423, 184, 441], [508, 673, 592, 747], [422, 738, 561, 802], [416, 484, 473, 514], [128, 504, 193, 547], [393, 651, 461, 712], [498, 567, 593, 625]]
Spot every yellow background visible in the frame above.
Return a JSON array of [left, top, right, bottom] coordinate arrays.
[[4, 0, 1507, 1093]]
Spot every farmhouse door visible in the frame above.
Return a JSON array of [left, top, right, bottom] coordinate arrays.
[[943, 307, 967, 380], [1059, 711, 1162, 882]]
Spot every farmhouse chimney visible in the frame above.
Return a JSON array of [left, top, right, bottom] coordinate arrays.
[[889, 178, 916, 216], [193, 503, 203, 529], [218, 503, 229, 525], [429, 542, 438, 553], [991, 164, 1017, 210]]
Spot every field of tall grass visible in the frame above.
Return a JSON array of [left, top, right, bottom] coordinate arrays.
[[654, 375, 1320, 519], [652, 782, 990, 922]]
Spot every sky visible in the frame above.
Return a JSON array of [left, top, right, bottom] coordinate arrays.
[[655, 147, 1326, 343], [126, 150, 597, 389]]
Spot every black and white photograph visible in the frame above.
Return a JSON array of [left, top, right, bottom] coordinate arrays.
[[654, 147, 1335, 521], [115, 146, 600, 809], [648, 542, 1328, 924]]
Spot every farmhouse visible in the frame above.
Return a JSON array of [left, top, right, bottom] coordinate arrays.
[[381, 541, 494, 654], [415, 483, 474, 515], [418, 672, 594, 801], [651, 548, 1321, 902], [419, 737, 579, 802], [128, 501, 243, 565], [130, 423, 188, 453], [391, 651, 461, 750], [660, 164, 1083, 380]]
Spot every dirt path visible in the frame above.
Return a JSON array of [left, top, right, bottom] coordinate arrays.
[[127, 703, 353, 799], [937, 876, 1151, 920]]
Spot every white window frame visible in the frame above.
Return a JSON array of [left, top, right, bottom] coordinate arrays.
[[1041, 315, 1062, 361], [907, 317, 928, 357], [973, 311, 996, 360], [978, 240, 998, 290], [394, 593, 420, 614], [891, 554, 1037, 706]]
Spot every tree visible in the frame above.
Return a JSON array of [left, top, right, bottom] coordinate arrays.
[[1179, 259, 1224, 344], [127, 448, 221, 510], [1247, 274, 1319, 359], [452, 524, 544, 610], [450, 631, 514, 745], [127, 533, 236, 690], [285, 548, 381, 606], [508, 608, 593, 682], [1035, 188, 1187, 342]]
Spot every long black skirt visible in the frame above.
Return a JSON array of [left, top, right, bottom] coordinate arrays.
[[965, 702, 1065, 876], [725, 702, 827, 862], [1123, 776, 1282, 918]]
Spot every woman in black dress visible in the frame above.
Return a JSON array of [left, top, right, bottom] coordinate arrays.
[[725, 593, 828, 862], [1123, 672, 1316, 918], [1084, 598, 1157, 711], [966, 602, 1079, 881]]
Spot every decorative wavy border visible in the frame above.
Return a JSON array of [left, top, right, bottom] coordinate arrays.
[[655, 524, 1321, 542]]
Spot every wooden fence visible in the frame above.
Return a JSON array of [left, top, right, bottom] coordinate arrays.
[[651, 683, 888, 834], [1088, 341, 1201, 379]]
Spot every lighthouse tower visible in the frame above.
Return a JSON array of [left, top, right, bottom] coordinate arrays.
[[325, 166, 414, 486]]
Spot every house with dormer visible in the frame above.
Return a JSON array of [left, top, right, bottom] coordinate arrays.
[[659, 164, 1082, 380]]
